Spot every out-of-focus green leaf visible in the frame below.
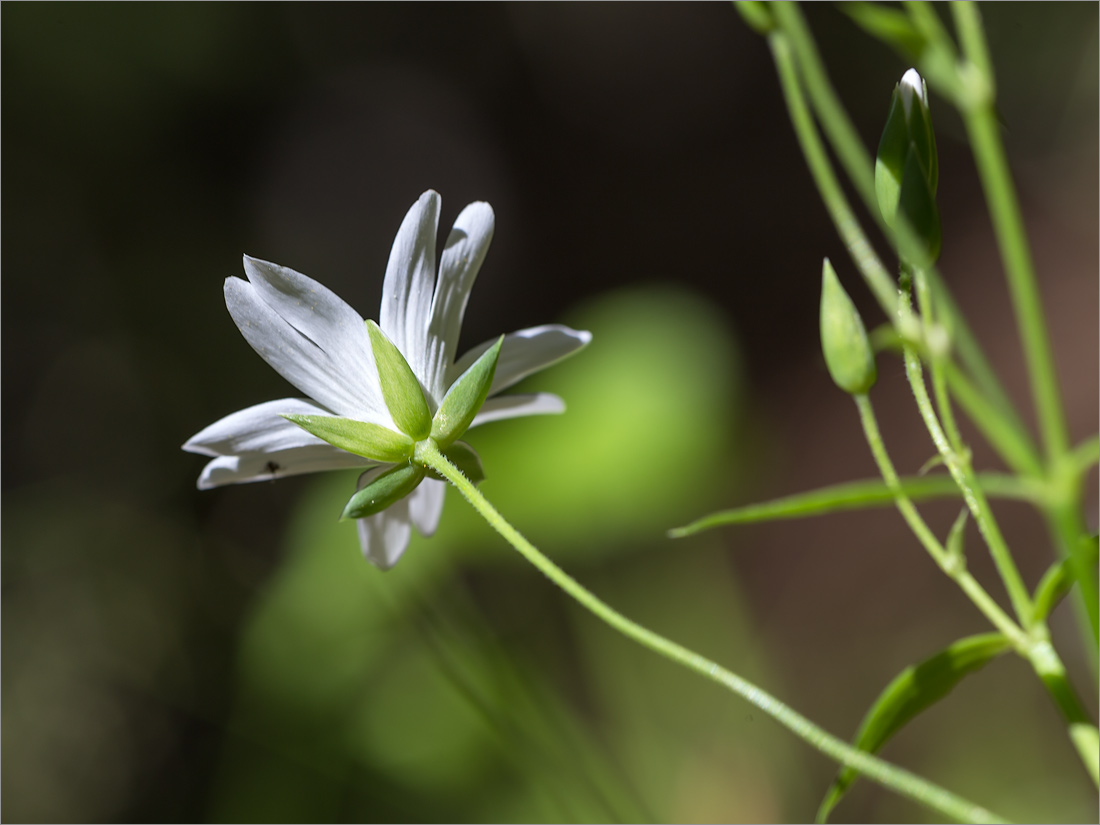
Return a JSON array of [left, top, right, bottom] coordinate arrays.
[[453, 286, 744, 560], [1033, 533, 1100, 623], [670, 472, 1038, 537], [816, 633, 1012, 823], [841, 2, 927, 59]]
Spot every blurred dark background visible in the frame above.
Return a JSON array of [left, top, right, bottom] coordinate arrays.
[[3, 4, 1097, 822]]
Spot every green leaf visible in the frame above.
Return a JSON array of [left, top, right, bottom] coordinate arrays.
[[367, 320, 431, 440], [282, 414, 414, 463], [841, 3, 926, 60], [431, 336, 502, 448], [342, 463, 425, 520], [944, 507, 968, 570], [820, 259, 877, 396], [669, 472, 1038, 537], [1033, 533, 1100, 623], [816, 633, 1012, 823], [734, 1, 775, 35]]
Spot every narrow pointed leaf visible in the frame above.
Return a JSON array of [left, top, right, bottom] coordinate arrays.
[[342, 463, 425, 520], [367, 320, 431, 440], [1033, 533, 1100, 623], [432, 335, 502, 448], [944, 508, 968, 568], [816, 633, 1011, 823], [282, 414, 413, 463], [669, 472, 1039, 537]]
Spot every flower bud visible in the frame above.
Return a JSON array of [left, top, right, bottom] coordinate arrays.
[[875, 68, 941, 264], [366, 320, 432, 440], [431, 336, 503, 448], [820, 259, 877, 395], [342, 463, 425, 520]]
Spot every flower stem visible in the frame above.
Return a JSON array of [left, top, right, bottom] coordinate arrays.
[[854, 394, 1028, 649], [414, 438, 1007, 823], [950, 1, 1097, 654], [899, 296, 1033, 627]]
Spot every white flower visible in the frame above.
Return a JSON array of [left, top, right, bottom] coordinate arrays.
[[183, 190, 591, 569]]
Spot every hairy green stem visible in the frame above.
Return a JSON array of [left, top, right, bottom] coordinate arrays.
[[854, 395, 1027, 649], [912, 268, 965, 454], [901, 319, 1033, 626], [951, 2, 1097, 650], [414, 439, 1006, 823]]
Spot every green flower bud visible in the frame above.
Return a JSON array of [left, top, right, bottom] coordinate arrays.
[[876, 68, 941, 264], [820, 259, 877, 395], [342, 463, 425, 520], [431, 336, 503, 448], [282, 413, 414, 462], [367, 320, 432, 441]]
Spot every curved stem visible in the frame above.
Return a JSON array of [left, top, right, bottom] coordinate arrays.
[[769, 30, 898, 317], [913, 267, 965, 454], [854, 395, 1028, 649], [414, 439, 1007, 823]]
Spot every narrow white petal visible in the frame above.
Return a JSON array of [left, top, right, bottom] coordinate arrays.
[[242, 256, 381, 408], [408, 478, 446, 537], [183, 398, 334, 457], [224, 277, 391, 426], [424, 202, 495, 399], [469, 393, 566, 428], [380, 191, 439, 383], [355, 468, 414, 570], [196, 448, 372, 490], [450, 325, 592, 395]]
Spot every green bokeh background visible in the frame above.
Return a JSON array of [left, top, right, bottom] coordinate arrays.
[[3, 4, 1097, 822]]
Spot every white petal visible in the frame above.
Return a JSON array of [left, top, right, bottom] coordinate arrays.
[[469, 393, 566, 427], [450, 325, 592, 395], [355, 467, 414, 570], [408, 478, 446, 537], [224, 277, 391, 425], [182, 398, 334, 457], [242, 256, 381, 406], [380, 191, 440, 384], [196, 448, 372, 490], [424, 202, 495, 399]]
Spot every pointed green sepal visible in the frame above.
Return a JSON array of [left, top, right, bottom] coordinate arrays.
[[820, 259, 877, 395], [282, 414, 414, 462], [366, 320, 432, 440], [342, 463, 425, 520], [424, 440, 486, 486], [431, 335, 503, 448]]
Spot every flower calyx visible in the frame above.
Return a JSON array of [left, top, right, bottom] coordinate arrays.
[[820, 258, 878, 396]]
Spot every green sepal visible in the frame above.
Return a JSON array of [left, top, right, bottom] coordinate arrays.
[[875, 86, 909, 229], [366, 320, 432, 440], [820, 259, 877, 396], [896, 147, 942, 265], [342, 463, 425, 520], [431, 335, 503, 448], [816, 633, 1012, 823], [424, 440, 485, 486], [282, 414, 413, 463]]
